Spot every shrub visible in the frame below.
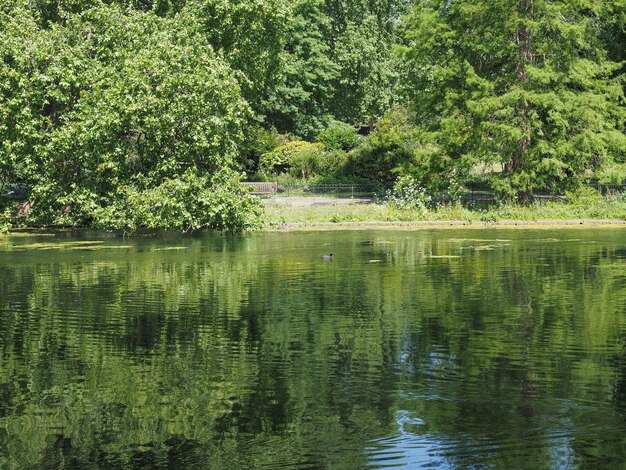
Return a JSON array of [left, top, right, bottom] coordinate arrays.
[[260, 141, 327, 179], [344, 109, 421, 186], [387, 175, 431, 210], [596, 163, 626, 185], [89, 169, 262, 232], [238, 126, 293, 174], [315, 121, 359, 151], [0, 206, 13, 233], [565, 186, 602, 207]]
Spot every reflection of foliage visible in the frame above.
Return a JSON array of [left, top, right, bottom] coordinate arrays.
[[2, 230, 626, 467]]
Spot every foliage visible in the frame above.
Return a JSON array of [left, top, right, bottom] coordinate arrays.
[[264, 0, 338, 138], [0, 207, 12, 233], [386, 175, 431, 210], [308, 150, 351, 179], [1, 0, 625, 231], [315, 120, 359, 151], [90, 169, 262, 232], [564, 186, 603, 207], [237, 126, 292, 175], [190, 0, 288, 121], [260, 141, 327, 179], [344, 109, 422, 186], [330, 14, 399, 124], [596, 163, 626, 185], [0, 3, 258, 230], [188, 0, 404, 138], [399, 0, 626, 200], [288, 143, 328, 179]]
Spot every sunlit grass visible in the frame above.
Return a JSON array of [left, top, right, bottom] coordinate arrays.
[[263, 195, 626, 227]]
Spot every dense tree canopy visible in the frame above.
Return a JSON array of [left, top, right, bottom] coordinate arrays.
[[0, 2, 259, 229], [0, 0, 624, 228], [399, 0, 626, 199]]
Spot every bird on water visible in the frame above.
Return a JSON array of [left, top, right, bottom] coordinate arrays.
[[321, 253, 334, 261]]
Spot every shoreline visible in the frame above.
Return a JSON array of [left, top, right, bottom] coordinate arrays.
[[3, 219, 626, 236], [268, 219, 626, 231]]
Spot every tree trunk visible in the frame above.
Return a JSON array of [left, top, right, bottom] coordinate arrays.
[[506, 0, 534, 181]]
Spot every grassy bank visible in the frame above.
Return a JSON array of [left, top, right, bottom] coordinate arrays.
[[263, 194, 626, 227], [3, 194, 626, 234]]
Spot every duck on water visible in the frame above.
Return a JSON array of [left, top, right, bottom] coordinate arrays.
[[321, 254, 334, 261]]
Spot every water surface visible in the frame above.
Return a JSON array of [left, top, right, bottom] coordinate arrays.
[[1, 228, 626, 468]]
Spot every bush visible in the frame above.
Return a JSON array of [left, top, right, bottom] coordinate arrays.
[[0, 206, 13, 233], [344, 109, 421, 186], [89, 170, 262, 232], [310, 150, 350, 178], [260, 141, 328, 179], [315, 121, 359, 151], [595, 163, 626, 185], [565, 186, 602, 207], [238, 126, 293, 174], [387, 175, 431, 210]]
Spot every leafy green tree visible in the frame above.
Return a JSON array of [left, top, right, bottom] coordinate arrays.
[[264, 0, 339, 138], [330, 15, 399, 125], [29, 0, 187, 27], [601, 0, 626, 66], [400, 0, 626, 200], [190, 0, 339, 138], [0, 4, 259, 229], [190, 0, 287, 121], [323, 0, 404, 36]]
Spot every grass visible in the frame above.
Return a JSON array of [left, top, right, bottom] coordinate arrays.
[[263, 193, 626, 227], [3, 193, 626, 233]]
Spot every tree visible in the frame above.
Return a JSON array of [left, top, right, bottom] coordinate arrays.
[[0, 3, 259, 229], [264, 0, 339, 138], [400, 0, 626, 200], [190, 0, 287, 122], [330, 15, 399, 126]]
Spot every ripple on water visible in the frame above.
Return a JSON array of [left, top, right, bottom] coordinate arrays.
[[2, 229, 626, 469]]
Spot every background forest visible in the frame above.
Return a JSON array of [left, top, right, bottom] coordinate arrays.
[[1, 0, 625, 229]]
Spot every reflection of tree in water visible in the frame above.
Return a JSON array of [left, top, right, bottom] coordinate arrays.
[[1, 230, 626, 467]]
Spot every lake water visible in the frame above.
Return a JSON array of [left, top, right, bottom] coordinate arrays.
[[1, 228, 626, 468]]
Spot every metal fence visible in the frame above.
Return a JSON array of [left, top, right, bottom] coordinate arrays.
[[461, 181, 626, 203], [272, 181, 626, 203], [588, 182, 626, 194], [277, 183, 384, 198]]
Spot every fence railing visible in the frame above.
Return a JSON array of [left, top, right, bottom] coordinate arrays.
[[269, 181, 626, 202], [588, 182, 626, 194], [277, 183, 383, 198]]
